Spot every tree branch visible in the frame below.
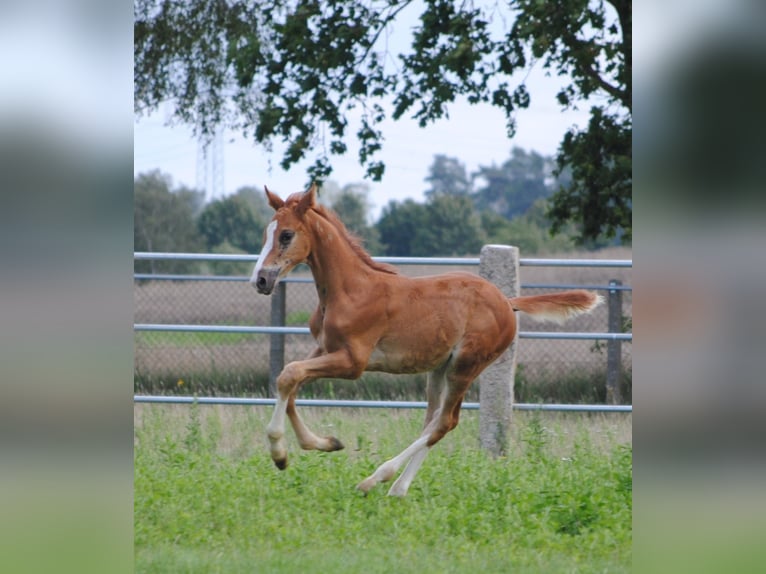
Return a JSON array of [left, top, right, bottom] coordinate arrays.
[[355, 0, 416, 68], [580, 55, 628, 104]]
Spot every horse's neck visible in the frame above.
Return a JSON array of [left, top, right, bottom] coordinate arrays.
[[306, 216, 376, 304]]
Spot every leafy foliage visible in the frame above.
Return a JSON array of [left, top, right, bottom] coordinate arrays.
[[506, 0, 632, 243], [375, 149, 585, 256], [424, 154, 472, 199], [481, 200, 577, 255], [133, 142, 598, 273], [134, 0, 631, 243], [378, 195, 485, 256], [473, 146, 556, 219], [326, 182, 383, 254], [416, 194, 486, 256], [232, 185, 278, 222], [197, 193, 266, 253], [206, 240, 253, 277], [549, 107, 632, 244], [134, 173, 274, 275], [377, 198, 428, 257], [369, 146, 589, 256], [135, 142, 586, 265], [133, 170, 204, 273]]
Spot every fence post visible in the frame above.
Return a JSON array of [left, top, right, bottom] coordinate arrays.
[[478, 245, 520, 456], [269, 281, 287, 398], [606, 279, 623, 404]]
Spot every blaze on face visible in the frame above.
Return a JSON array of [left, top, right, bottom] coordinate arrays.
[[250, 184, 316, 295]]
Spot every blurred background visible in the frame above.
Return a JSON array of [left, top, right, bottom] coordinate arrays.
[[634, 1, 766, 572]]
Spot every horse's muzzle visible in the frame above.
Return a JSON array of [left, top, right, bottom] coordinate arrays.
[[252, 268, 280, 295]]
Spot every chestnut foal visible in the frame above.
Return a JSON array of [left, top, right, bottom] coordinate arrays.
[[251, 184, 601, 496]]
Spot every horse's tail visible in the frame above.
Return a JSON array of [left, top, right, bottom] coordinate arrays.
[[509, 290, 603, 324]]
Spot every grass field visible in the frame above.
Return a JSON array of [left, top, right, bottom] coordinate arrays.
[[135, 403, 632, 573]]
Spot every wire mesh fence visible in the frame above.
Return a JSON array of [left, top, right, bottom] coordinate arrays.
[[134, 252, 632, 403]]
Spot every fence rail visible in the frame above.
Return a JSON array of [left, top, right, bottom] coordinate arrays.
[[134, 251, 633, 268], [134, 273, 632, 292], [133, 323, 632, 341], [133, 395, 632, 412]]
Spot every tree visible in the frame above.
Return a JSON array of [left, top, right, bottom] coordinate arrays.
[[548, 107, 632, 243], [328, 182, 383, 254], [197, 194, 266, 254], [424, 155, 472, 199], [134, 170, 204, 273], [377, 195, 485, 256], [135, 0, 630, 242], [481, 198, 577, 255], [234, 185, 277, 223], [377, 199, 429, 256], [509, 0, 632, 243], [472, 146, 553, 219], [416, 195, 486, 256]]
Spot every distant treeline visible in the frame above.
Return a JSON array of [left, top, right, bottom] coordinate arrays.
[[135, 147, 622, 275]]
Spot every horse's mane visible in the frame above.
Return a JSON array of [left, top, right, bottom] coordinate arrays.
[[314, 203, 399, 275], [285, 193, 398, 275]]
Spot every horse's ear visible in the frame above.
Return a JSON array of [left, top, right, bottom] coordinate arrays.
[[296, 182, 317, 216], [264, 185, 284, 211]]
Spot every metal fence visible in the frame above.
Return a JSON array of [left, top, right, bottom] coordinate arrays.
[[133, 395, 632, 412], [134, 251, 632, 409]]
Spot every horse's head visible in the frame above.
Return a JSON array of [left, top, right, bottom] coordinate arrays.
[[250, 183, 317, 295]]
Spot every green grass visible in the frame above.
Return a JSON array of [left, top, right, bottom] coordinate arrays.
[[515, 364, 632, 405], [286, 310, 312, 325], [135, 404, 631, 573], [135, 330, 265, 347]]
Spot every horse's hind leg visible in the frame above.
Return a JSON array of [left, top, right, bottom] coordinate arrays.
[[421, 365, 448, 430], [358, 356, 485, 497], [358, 367, 475, 497], [385, 447, 430, 497], [385, 368, 447, 496], [356, 401, 457, 497], [356, 434, 431, 495]]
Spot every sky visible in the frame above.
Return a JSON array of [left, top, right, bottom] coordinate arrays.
[[133, 7, 598, 222]]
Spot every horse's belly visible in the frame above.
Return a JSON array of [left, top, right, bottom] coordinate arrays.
[[366, 345, 450, 375]]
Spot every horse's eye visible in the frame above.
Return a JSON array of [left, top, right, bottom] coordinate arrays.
[[279, 230, 294, 245]]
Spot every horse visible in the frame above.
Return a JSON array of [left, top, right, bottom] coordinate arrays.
[[251, 183, 602, 497]]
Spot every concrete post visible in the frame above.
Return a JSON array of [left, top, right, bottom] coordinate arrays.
[[478, 245, 520, 456]]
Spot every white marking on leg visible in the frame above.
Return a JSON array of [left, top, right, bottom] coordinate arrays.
[[357, 436, 429, 493], [251, 221, 278, 282], [387, 446, 430, 497], [267, 396, 288, 463], [266, 396, 287, 437]]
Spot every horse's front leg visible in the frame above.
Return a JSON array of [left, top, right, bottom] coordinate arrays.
[[284, 349, 345, 453], [286, 392, 345, 453], [266, 348, 363, 469]]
